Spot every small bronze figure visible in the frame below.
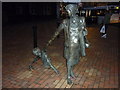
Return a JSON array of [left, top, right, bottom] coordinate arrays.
[[29, 25, 59, 74], [47, 4, 90, 84], [29, 47, 59, 74]]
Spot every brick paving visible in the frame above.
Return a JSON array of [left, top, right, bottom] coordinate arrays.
[[2, 20, 119, 88]]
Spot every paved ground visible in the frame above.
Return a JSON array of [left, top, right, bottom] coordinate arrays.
[[2, 20, 119, 88]]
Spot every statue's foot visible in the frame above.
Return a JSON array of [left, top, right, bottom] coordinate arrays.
[[71, 75, 76, 79], [67, 78, 73, 85], [55, 70, 60, 74], [29, 65, 34, 71], [44, 65, 50, 69], [70, 72, 76, 79]]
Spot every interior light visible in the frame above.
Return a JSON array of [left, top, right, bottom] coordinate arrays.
[[116, 7, 119, 9]]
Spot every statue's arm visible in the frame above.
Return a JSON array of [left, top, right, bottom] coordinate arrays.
[[46, 20, 66, 47], [81, 17, 88, 36], [80, 17, 90, 48]]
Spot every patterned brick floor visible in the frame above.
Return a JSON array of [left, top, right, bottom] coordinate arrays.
[[2, 20, 119, 88]]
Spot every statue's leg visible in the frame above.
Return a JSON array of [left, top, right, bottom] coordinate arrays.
[[43, 59, 50, 68], [41, 51, 59, 74], [70, 58, 79, 79], [29, 56, 39, 70], [70, 66, 76, 78], [41, 52, 50, 68], [67, 60, 73, 84], [64, 46, 69, 59], [50, 65, 59, 74], [70, 67, 75, 78], [80, 34, 86, 56], [47, 60, 59, 74], [84, 36, 90, 48]]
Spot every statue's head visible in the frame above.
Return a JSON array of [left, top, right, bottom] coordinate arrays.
[[33, 47, 41, 56], [65, 4, 78, 16]]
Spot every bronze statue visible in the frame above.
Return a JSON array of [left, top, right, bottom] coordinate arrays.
[[29, 26, 59, 74], [47, 4, 90, 84], [29, 3, 90, 84]]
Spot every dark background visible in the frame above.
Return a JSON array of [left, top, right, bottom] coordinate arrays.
[[2, 2, 57, 25], [2, 2, 120, 26]]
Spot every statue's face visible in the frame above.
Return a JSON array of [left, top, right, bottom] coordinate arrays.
[[65, 4, 78, 16]]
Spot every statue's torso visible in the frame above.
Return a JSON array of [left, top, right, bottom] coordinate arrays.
[[63, 16, 86, 60], [64, 16, 84, 47]]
